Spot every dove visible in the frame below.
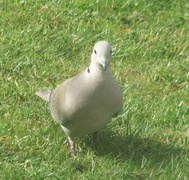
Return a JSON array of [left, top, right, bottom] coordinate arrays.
[[36, 41, 123, 153]]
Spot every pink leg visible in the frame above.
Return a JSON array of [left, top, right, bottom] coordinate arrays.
[[68, 137, 75, 154], [93, 131, 101, 144]]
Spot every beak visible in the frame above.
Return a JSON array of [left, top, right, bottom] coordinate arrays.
[[100, 57, 107, 71]]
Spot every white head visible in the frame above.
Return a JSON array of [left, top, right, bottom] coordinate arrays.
[[91, 41, 112, 71]]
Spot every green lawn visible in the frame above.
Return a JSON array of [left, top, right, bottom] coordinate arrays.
[[1, 0, 189, 179]]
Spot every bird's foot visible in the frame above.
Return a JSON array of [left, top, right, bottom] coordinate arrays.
[[68, 137, 75, 154], [93, 131, 101, 144]]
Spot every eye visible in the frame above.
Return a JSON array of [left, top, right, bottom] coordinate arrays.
[[110, 50, 112, 54], [94, 50, 97, 54]]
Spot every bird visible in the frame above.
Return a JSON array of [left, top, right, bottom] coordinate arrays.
[[36, 41, 123, 153]]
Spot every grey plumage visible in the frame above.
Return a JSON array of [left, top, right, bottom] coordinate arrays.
[[36, 41, 123, 153]]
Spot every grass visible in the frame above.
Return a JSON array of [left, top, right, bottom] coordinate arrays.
[[0, 0, 189, 179]]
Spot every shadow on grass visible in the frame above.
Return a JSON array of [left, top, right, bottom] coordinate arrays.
[[84, 130, 189, 167]]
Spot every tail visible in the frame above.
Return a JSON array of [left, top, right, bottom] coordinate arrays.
[[36, 90, 52, 102]]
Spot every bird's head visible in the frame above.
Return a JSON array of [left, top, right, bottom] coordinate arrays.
[[91, 41, 112, 71]]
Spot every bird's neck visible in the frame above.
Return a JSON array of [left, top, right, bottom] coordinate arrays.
[[88, 63, 112, 75]]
